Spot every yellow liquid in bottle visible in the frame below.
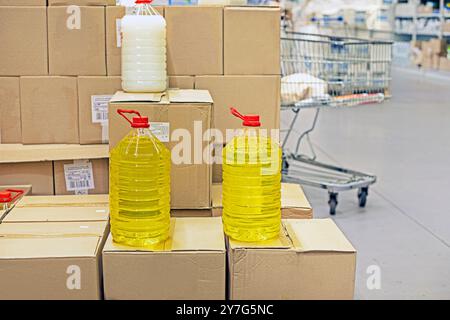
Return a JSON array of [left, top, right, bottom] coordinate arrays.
[[110, 128, 171, 247], [222, 129, 282, 242]]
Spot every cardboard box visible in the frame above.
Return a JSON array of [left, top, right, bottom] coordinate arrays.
[[166, 6, 223, 75], [0, 7, 47, 76], [195, 75, 280, 136], [171, 209, 212, 217], [0, 1, 46, 4], [212, 183, 313, 219], [428, 39, 447, 56], [224, 6, 280, 75], [49, 0, 116, 5], [440, 57, 450, 71], [48, 6, 106, 76], [17, 194, 109, 208], [2, 205, 109, 223], [168, 76, 195, 89], [78, 76, 122, 144], [20, 76, 79, 144], [0, 77, 21, 143], [109, 89, 213, 209], [106, 6, 164, 76], [228, 219, 356, 300], [103, 217, 226, 300], [54, 159, 109, 196], [0, 162, 54, 195], [0, 220, 109, 300]]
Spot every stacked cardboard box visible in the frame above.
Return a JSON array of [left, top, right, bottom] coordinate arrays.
[[415, 38, 449, 71], [0, 196, 109, 300]]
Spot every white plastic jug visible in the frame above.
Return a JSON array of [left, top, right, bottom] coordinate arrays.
[[121, 0, 167, 93]]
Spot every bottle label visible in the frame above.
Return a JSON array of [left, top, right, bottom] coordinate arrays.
[[91, 95, 113, 124], [64, 162, 95, 192], [150, 122, 170, 142]]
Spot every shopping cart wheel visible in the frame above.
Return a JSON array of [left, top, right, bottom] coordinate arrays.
[[358, 187, 368, 208], [328, 192, 338, 215]]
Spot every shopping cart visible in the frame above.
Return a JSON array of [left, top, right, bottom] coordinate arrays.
[[281, 31, 393, 215]]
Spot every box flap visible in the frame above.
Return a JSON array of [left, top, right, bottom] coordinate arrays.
[[285, 219, 356, 253], [17, 194, 109, 208], [282, 183, 311, 209], [103, 217, 225, 253], [0, 221, 108, 238], [3, 206, 109, 223], [0, 237, 100, 259], [228, 224, 292, 249], [109, 91, 165, 103], [168, 89, 213, 104]]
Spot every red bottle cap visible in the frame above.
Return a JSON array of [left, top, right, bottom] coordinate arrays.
[[135, 0, 153, 4], [230, 107, 261, 127], [0, 189, 24, 203], [117, 109, 150, 128]]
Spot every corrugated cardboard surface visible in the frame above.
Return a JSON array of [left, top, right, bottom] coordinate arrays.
[[0, 0, 46, 4], [228, 219, 356, 300], [106, 6, 164, 76], [17, 194, 109, 208], [49, 0, 116, 5], [2, 206, 109, 223], [195, 75, 280, 135], [168, 76, 195, 89], [103, 217, 226, 300], [0, 77, 21, 143], [212, 183, 313, 219], [109, 90, 213, 209], [0, 220, 108, 300], [171, 209, 212, 217], [54, 159, 109, 195], [166, 6, 223, 75], [224, 7, 280, 75], [48, 6, 106, 76], [20, 77, 79, 144], [0, 7, 48, 76], [0, 162, 54, 195], [78, 76, 122, 144]]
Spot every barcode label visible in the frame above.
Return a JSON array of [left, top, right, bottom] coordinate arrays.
[[150, 122, 170, 142], [91, 95, 113, 124], [64, 162, 95, 192]]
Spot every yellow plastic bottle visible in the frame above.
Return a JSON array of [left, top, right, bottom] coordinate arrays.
[[222, 108, 282, 242], [110, 109, 170, 247]]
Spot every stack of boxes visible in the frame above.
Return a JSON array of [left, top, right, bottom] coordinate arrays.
[[413, 38, 450, 71]]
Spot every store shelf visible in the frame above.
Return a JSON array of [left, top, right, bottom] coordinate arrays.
[[0, 144, 109, 163]]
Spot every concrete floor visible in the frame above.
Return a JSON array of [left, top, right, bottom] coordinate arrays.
[[281, 67, 450, 299]]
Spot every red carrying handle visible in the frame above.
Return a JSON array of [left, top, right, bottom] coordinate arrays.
[[230, 107, 261, 127], [0, 189, 24, 203], [135, 0, 153, 4], [117, 109, 142, 126]]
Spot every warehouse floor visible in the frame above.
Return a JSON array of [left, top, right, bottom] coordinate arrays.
[[281, 67, 450, 299]]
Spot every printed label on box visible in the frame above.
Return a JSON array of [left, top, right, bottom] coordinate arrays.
[[64, 162, 95, 192], [91, 95, 113, 124], [150, 122, 170, 142]]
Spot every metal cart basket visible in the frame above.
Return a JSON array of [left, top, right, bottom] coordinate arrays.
[[281, 31, 393, 215]]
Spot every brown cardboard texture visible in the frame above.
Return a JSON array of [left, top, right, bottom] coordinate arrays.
[[20, 76, 79, 144], [212, 183, 313, 219], [171, 209, 212, 217], [109, 89, 213, 209], [169, 76, 195, 89], [0, 162, 53, 195], [0, 77, 21, 143], [428, 39, 447, 55], [49, 0, 116, 5], [78, 76, 122, 144], [17, 194, 109, 208], [195, 75, 280, 135], [48, 6, 106, 76], [0, 1, 46, 5], [0, 7, 47, 76], [224, 6, 280, 75], [106, 6, 164, 76], [54, 159, 109, 195], [103, 217, 226, 300], [0, 221, 109, 300], [3, 206, 109, 223], [166, 6, 223, 75], [228, 219, 356, 300]]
